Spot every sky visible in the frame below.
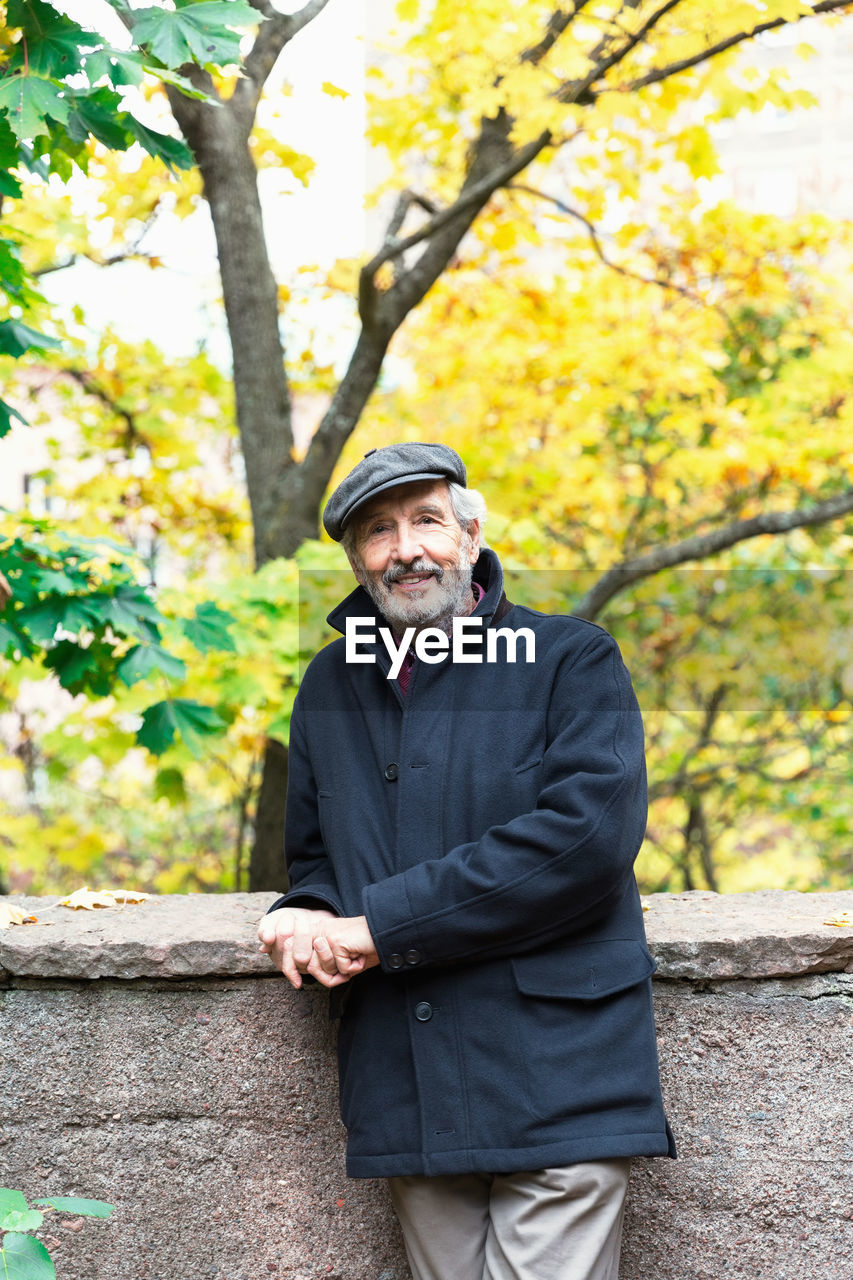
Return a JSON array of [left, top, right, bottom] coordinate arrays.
[[40, 0, 369, 365]]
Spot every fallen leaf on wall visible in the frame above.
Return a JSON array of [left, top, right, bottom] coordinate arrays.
[[0, 903, 38, 928], [58, 887, 151, 910], [823, 911, 853, 928], [104, 889, 150, 904]]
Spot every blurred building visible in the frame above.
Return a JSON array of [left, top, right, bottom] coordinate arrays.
[[711, 20, 853, 217]]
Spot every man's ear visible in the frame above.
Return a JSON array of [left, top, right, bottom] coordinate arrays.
[[466, 519, 481, 564]]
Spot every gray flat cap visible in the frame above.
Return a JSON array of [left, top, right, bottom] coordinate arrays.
[[323, 442, 467, 541]]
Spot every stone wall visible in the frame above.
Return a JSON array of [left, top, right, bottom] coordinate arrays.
[[1, 890, 852, 1280]]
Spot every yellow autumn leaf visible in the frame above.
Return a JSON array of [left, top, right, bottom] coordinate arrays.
[[105, 888, 151, 904], [59, 887, 151, 910], [0, 903, 38, 928], [823, 911, 853, 928], [321, 81, 350, 100]]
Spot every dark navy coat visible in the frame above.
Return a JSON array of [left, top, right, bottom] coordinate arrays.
[[276, 548, 675, 1178]]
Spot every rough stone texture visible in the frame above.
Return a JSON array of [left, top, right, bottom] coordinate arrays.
[[0, 892, 281, 980], [3, 888, 852, 982], [0, 980, 406, 1280], [1, 891, 852, 1280], [642, 889, 853, 981], [624, 973, 853, 1280]]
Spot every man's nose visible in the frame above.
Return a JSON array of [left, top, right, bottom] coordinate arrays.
[[391, 522, 424, 562]]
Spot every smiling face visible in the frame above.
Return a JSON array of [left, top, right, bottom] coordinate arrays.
[[347, 480, 481, 634]]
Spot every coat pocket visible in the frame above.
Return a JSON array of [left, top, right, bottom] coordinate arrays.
[[509, 940, 659, 1125], [511, 939, 656, 1001]]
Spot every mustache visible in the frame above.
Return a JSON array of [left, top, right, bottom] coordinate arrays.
[[382, 559, 444, 588]]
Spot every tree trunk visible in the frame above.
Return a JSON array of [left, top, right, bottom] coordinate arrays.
[[166, 87, 296, 571], [249, 736, 289, 892]]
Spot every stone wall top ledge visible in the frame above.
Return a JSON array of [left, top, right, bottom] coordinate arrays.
[[0, 888, 852, 982]]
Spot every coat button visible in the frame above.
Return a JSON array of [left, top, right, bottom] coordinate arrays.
[[388, 953, 404, 969], [384, 762, 399, 781], [414, 1002, 433, 1022], [404, 950, 421, 966]]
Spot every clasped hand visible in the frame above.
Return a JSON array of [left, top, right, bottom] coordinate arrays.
[[257, 907, 378, 990]]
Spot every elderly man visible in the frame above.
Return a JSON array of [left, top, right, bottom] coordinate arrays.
[[258, 443, 674, 1280]]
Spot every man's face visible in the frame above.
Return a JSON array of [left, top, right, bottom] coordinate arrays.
[[348, 480, 480, 633]]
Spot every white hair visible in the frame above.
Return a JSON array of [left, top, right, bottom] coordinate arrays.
[[448, 482, 488, 546], [342, 480, 488, 561]]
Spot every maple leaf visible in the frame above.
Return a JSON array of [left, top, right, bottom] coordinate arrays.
[[0, 903, 37, 928], [58, 887, 150, 910], [104, 888, 150, 904]]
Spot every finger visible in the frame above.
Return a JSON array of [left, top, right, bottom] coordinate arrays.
[[306, 966, 352, 989], [291, 925, 315, 970], [335, 952, 366, 976], [310, 936, 340, 976], [258, 910, 296, 954], [257, 919, 277, 945], [279, 938, 303, 990]]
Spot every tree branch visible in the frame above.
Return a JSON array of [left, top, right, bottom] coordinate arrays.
[[33, 248, 160, 277], [617, 0, 853, 94], [522, 1, 594, 65], [573, 488, 853, 620], [555, 0, 683, 104], [507, 182, 740, 335], [358, 129, 552, 327], [63, 369, 145, 453], [231, 0, 333, 128]]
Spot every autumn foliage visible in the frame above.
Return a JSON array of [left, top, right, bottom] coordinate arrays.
[[2, 0, 853, 896]]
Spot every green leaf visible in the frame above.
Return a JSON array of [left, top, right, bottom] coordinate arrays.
[[84, 48, 146, 88], [44, 639, 116, 696], [4, 0, 89, 78], [0, 237, 29, 297], [32, 1196, 113, 1218], [154, 766, 187, 804], [0, 1208, 44, 1231], [20, 596, 96, 645], [21, 596, 104, 645], [103, 587, 165, 641], [66, 91, 132, 151], [182, 602, 237, 653], [0, 1232, 56, 1280], [0, 113, 18, 164], [0, 320, 62, 358], [132, 0, 255, 69], [16, 139, 50, 179], [117, 642, 186, 686], [0, 170, 23, 198], [178, 0, 258, 24], [137, 698, 225, 755], [0, 619, 32, 657], [137, 700, 178, 754], [0, 398, 28, 439], [124, 118, 193, 171], [142, 65, 220, 104], [0, 1190, 28, 1220], [0, 74, 70, 141], [131, 8, 195, 67]]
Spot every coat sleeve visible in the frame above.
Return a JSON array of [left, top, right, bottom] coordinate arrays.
[[362, 630, 647, 970], [271, 692, 344, 918]]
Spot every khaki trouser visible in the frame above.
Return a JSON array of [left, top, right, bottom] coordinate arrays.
[[388, 1159, 631, 1280]]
